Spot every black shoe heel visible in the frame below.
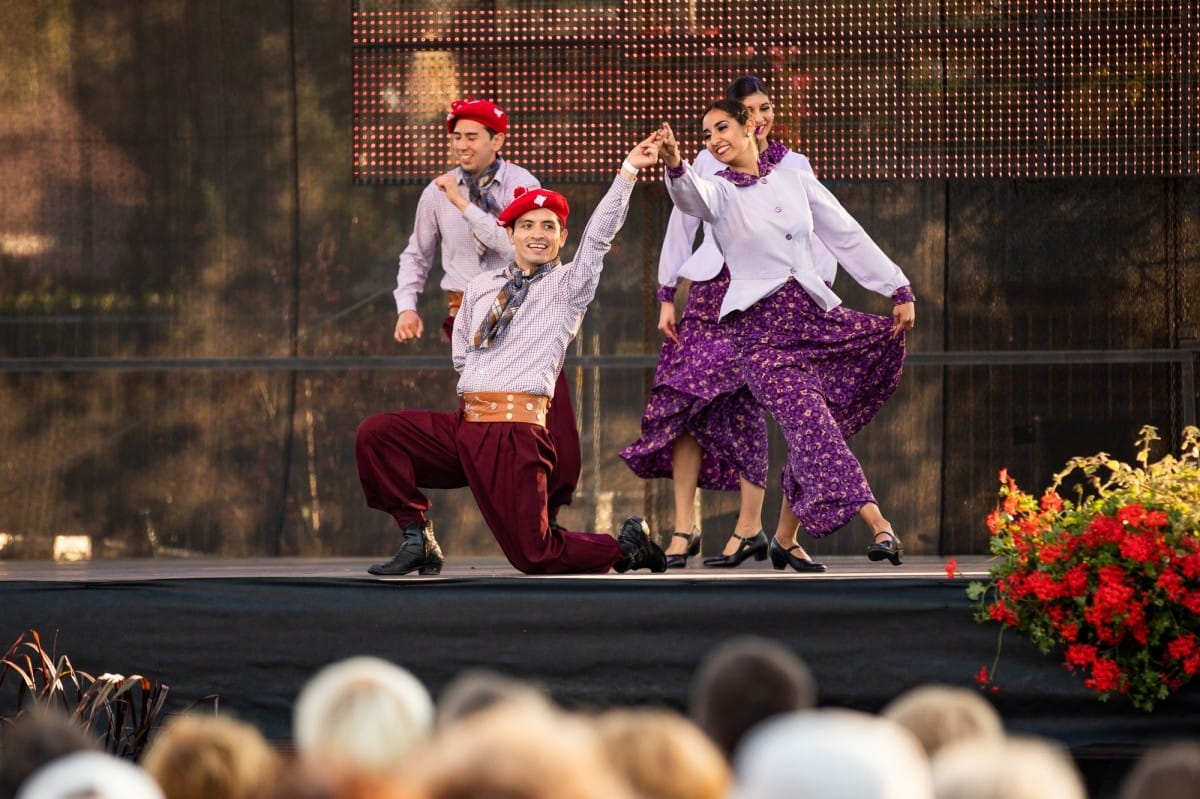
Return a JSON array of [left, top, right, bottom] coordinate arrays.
[[769, 539, 827, 573], [664, 529, 702, 569], [867, 531, 904, 566], [702, 530, 769, 568]]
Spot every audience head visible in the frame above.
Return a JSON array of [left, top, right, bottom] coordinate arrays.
[[881, 683, 1005, 757], [265, 758, 422, 799], [931, 735, 1086, 799], [1116, 741, 1200, 799], [0, 707, 100, 799], [414, 700, 635, 799], [732, 708, 934, 799], [596, 707, 731, 799], [14, 751, 164, 799], [293, 656, 434, 779], [141, 713, 281, 799], [689, 636, 817, 759], [435, 667, 554, 729]]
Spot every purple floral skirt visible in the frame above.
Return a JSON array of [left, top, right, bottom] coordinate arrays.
[[620, 269, 768, 491], [724, 280, 906, 537]]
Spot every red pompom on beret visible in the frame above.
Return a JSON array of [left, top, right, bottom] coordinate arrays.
[[445, 98, 508, 134], [496, 186, 570, 228]]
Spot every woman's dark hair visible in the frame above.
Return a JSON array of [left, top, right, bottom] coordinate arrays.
[[726, 74, 771, 101], [702, 98, 752, 125]]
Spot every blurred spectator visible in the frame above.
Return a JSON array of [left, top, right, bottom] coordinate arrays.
[[881, 684, 1004, 757], [0, 707, 100, 799], [293, 656, 433, 780], [141, 714, 280, 799], [1116, 741, 1200, 799], [688, 635, 816, 759], [931, 735, 1086, 799], [435, 667, 554, 729], [732, 708, 933, 799], [14, 751, 164, 799], [596, 707, 731, 799], [414, 700, 635, 799], [265, 758, 423, 799]]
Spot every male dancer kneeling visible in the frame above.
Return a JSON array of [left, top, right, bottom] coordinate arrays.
[[356, 133, 667, 575]]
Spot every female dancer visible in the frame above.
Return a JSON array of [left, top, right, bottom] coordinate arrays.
[[656, 101, 915, 565], [620, 77, 831, 571]]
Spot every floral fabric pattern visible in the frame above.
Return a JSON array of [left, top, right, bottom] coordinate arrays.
[[620, 268, 769, 491], [725, 280, 906, 536]]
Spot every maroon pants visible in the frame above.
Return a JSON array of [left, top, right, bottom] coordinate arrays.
[[443, 314, 579, 522], [356, 409, 621, 574]]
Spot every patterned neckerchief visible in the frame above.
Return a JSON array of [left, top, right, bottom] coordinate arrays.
[[462, 157, 503, 213], [471, 259, 560, 349]]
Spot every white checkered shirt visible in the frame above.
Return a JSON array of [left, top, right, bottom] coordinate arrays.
[[394, 160, 540, 313], [451, 175, 635, 398]]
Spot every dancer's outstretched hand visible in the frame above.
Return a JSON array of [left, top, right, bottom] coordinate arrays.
[[623, 132, 663, 173], [657, 123, 681, 168]]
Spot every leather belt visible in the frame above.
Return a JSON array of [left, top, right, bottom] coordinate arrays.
[[462, 391, 549, 426], [446, 290, 464, 317]]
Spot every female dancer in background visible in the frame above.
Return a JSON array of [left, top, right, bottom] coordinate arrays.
[[656, 101, 915, 566], [621, 77, 831, 571]]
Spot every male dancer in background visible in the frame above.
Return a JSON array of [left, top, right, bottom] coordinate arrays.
[[393, 98, 581, 532]]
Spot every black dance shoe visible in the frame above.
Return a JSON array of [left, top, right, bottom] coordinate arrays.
[[867, 530, 904, 566], [768, 538, 827, 573], [703, 529, 769, 568], [368, 521, 445, 576], [614, 516, 668, 573], [664, 529, 702, 569]]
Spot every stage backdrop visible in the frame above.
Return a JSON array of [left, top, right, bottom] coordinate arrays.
[[0, 0, 1196, 560]]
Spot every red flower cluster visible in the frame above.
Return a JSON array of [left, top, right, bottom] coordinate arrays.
[[969, 454, 1200, 712]]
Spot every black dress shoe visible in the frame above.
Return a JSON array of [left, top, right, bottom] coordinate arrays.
[[703, 529, 769, 568], [614, 516, 668, 573], [664, 529, 702, 569], [368, 521, 445, 576], [769, 538, 827, 573], [867, 531, 904, 566]]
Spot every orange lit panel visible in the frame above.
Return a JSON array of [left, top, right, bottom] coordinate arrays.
[[353, 1, 1196, 182]]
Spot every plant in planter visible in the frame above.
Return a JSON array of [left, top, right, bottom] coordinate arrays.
[[968, 425, 1200, 712], [0, 629, 169, 758]]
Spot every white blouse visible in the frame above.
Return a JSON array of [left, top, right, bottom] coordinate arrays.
[[657, 147, 837, 288], [665, 162, 910, 320]]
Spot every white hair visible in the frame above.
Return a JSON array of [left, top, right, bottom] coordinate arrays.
[[732, 708, 934, 799], [931, 735, 1086, 799], [293, 655, 434, 776], [16, 751, 165, 799]]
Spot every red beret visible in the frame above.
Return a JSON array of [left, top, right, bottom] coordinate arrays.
[[445, 98, 508, 135], [496, 186, 570, 228]]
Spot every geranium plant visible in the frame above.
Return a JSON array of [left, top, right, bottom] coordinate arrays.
[[967, 425, 1200, 712]]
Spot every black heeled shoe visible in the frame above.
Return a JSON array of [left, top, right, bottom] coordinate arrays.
[[867, 530, 904, 566], [664, 529, 702, 569], [769, 538, 827, 573], [703, 530, 769, 568]]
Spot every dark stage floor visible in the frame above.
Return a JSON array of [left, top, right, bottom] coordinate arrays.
[[2, 555, 1196, 798], [0, 554, 991, 581]]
